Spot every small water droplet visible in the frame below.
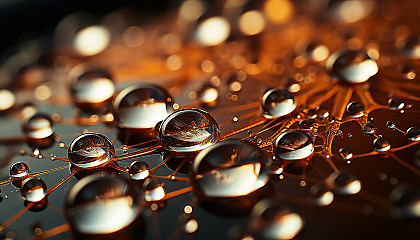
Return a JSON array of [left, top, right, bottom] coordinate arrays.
[[9, 162, 30, 179], [373, 137, 391, 152], [348, 133, 353, 138], [362, 122, 376, 135], [305, 108, 317, 119], [388, 97, 404, 110], [20, 178, 47, 202], [273, 131, 314, 160], [346, 101, 365, 118], [143, 178, 165, 202], [316, 105, 329, 118], [298, 120, 313, 130], [386, 121, 396, 130], [122, 145, 128, 153], [406, 127, 420, 141], [184, 218, 199, 234], [326, 170, 361, 195], [310, 185, 334, 206], [261, 88, 296, 118], [232, 116, 238, 122], [129, 161, 150, 180], [338, 147, 353, 160]]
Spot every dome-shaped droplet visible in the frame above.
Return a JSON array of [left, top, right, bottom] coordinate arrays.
[[129, 161, 150, 180], [326, 49, 378, 83], [396, 35, 420, 59], [386, 121, 396, 130], [261, 88, 296, 119], [373, 137, 391, 152], [388, 97, 404, 110], [113, 83, 173, 129], [326, 170, 361, 195], [298, 120, 313, 130], [70, 64, 114, 111], [316, 105, 329, 118], [20, 178, 47, 202], [158, 108, 220, 153], [305, 108, 317, 119], [22, 113, 54, 140], [0, 89, 15, 111], [346, 101, 365, 118], [249, 198, 304, 240], [191, 140, 271, 198], [273, 131, 314, 160], [310, 185, 334, 207], [406, 127, 420, 142], [143, 178, 165, 202], [10, 162, 30, 178], [68, 133, 115, 168], [338, 147, 353, 160], [304, 42, 329, 62], [285, 78, 301, 93], [389, 186, 420, 218], [65, 174, 139, 234], [362, 122, 375, 135]]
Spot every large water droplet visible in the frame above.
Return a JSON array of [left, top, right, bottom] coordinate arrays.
[[65, 174, 140, 234], [326, 49, 378, 83], [373, 137, 391, 152], [143, 178, 165, 202], [346, 101, 365, 118], [159, 108, 220, 153], [389, 186, 420, 218], [10, 162, 30, 179], [261, 88, 296, 119], [249, 198, 304, 240], [388, 97, 404, 110], [326, 170, 361, 195], [406, 127, 420, 142], [191, 140, 271, 198], [68, 133, 115, 168], [129, 161, 150, 180], [273, 130, 314, 160], [20, 177, 47, 202], [70, 64, 114, 111], [113, 83, 173, 129]]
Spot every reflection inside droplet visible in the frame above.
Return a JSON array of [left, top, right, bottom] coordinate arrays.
[[21, 178, 47, 202], [273, 131, 314, 160], [261, 88, 296, 118]]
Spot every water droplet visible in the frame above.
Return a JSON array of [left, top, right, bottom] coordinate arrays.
[[326, 49, 378, 83], [396, 34, 420, 59], [159, 108, 220, 153], [20, 178, 47, 202], [0, 89, 15, 111], [406, 127, 420, 141], [304, 42, 330, 62], [386, 121, 396, 130], [261, 88, 296, 119], [65, 174, 139, 234], [397, 64, 416, 80], [373, 137, 391, 152], [298, 120, 313, 130], [304, 108, 317, 119], [310, 185, 334, 207], [254, 136, 263, 144], [70, 64, 114, 111], [191, 140, 271, 198], [198, 85, 219, 107], [9, 162, 30, 179], [285, 78, 301, 93], [184, 205, 193, 214], [143, 178, 165, 202], [113, 83, 173, 129], [273, 130, 314, 160], [22, 113, 54, 140], [232, 116, 238, 122], [348, 133, 353, 138], [316, 105, 329, 118], [269, 161, 283, 175], [249, 198, 304, 240], [389, 186, 420, 218], [326, 170, 361, 195], [129, 161, 150, 180], [338, 147, 353, 160], [388, 97, 404, 111], [362, 122, 376, 135], [184, 218, 199, 234], [346, 101, 365, 118], [68, 133, 115, 168]]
